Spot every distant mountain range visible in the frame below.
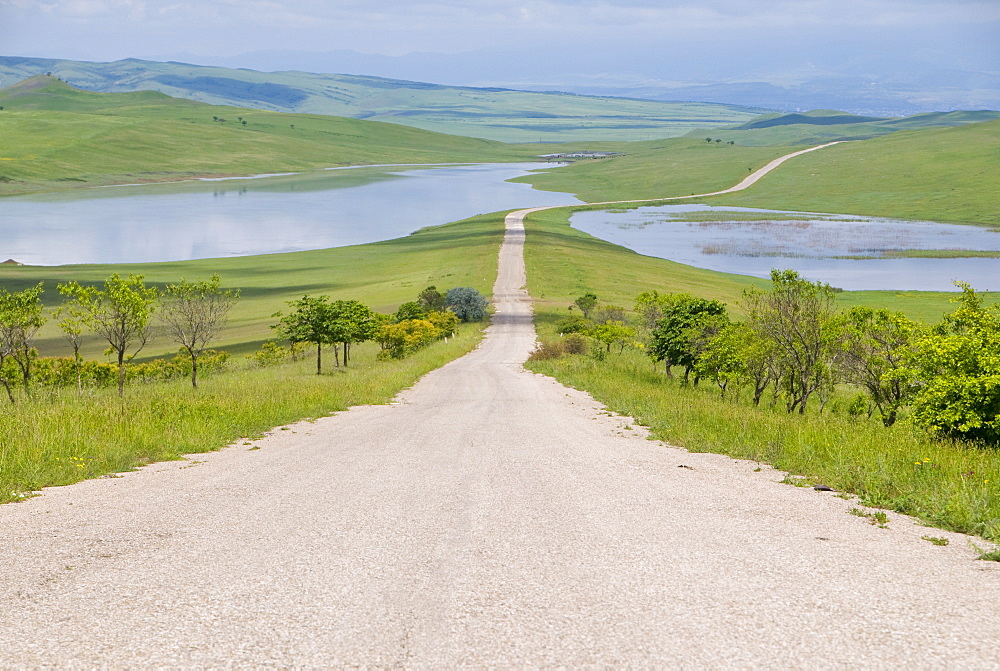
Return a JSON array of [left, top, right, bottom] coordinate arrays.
[[0, 56, 771, 143], [151, 47, 1000, 117]]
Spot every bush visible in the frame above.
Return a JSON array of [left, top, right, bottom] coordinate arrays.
[[555, 315, 592, 334], [563, 333, 589, 355], [376, 319, 439, 359], [247, 341, 291, 367], [527, 340, 565, 361], [445, 287, 489, 322]]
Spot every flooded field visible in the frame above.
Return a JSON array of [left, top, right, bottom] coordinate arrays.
[[570, 205, 1000, 291]]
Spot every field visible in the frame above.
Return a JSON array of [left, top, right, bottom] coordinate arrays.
[[0, 58, 767, 143]]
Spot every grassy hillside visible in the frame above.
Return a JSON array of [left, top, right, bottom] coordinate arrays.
[[512, 138, 794, 202], [0, 57, 768, 142], [683, 109, 1000, 146], [0, 211, 506, 359], [709, 120, 1000, 225], [519, 119, 1000, 226], [0, 75, 538, 195]]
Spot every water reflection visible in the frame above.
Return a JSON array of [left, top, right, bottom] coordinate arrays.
[[571, 205, 1000, 292], [0, 163, 579, 265]]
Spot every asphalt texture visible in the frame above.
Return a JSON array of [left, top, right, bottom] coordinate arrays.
[[1, 207, 999, 667]]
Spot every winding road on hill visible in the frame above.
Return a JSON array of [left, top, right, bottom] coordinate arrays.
[[2, 143, 998, 667]]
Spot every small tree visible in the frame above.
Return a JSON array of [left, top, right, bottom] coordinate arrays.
[[62, 274, 158, 397], [55, 282, 98, 393], [0, 283, 46, 402], [743, 269, 838, 414], [160, 275, 240, 388], [394, 301, 426, 323], [591, 321, 636, 354], [328, 299, 378, 367], [836, 306, 920, 426], [446, 287, 489, 322], [417, 286, 446, 312], [274, 295, 334, 374], [910, 282, 1000, 442], [648, 294, 727, 381], [572, 292, 598, 319]]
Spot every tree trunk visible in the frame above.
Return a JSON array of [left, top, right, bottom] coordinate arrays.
[[117, 349, 126, 397], [190, 352, 198, 389], [1, 377, 14, 404], [333, 344, 340, 368], [74, 346, 82, 395], [316, 342, 322, 375]]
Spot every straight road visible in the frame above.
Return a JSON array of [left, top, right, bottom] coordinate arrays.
[[2, 148, 999, 666]]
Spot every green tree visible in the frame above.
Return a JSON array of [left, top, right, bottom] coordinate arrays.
[[274, 295, 335, 374], [62, 274, 158, 397], [394, 301, 426, 323], [55, 282, 98, 393], [417, 286, 446, 312], [836, 306, 921, 426], [572, 292, 598, 319], [648, 294, 728, 381], [743, 269, 838, 414], [160, 275, 240, 388], [910, 282, 1000, 442], [591, 321, 636, 354], [328, 299, 378, 367], [0, 283, 46, 402], [446, 287, 489, 322]]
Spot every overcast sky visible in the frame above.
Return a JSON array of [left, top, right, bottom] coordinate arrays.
[[1, 0, 997, 82]]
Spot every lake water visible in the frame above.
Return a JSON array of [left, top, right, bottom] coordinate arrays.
[[0, 163, 581, 265], [571, 205, 1000, 292]]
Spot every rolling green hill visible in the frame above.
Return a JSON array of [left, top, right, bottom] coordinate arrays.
[[518, 117, 1000, 226], [0, 75, 540, 195], [0, 56, 768, 142], [685, 108, 1000, 146]]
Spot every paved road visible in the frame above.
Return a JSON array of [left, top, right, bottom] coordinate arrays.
[[2, 151, 1000, 666]]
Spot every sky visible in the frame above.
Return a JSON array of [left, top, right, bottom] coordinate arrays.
[[1, 0, 998, 86]]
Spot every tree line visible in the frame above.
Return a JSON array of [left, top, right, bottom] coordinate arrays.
[[0, 277, 488, 401], [543, 269, 1000, 444]]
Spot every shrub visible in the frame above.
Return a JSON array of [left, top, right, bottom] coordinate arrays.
[[555, 315, 592, 334], [527, 340, 565, 361], [445, 287, 489, 322], [376, 319, 439, 359]]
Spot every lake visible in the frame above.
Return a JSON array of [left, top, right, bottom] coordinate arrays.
[[0, 163, 580, 265], [570, 205, 1000, 292]]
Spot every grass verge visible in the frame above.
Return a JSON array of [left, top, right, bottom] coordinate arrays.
[[0, 326, 483, 504]]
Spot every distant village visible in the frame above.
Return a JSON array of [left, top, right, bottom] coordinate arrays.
[[537, 151, 623, 161]]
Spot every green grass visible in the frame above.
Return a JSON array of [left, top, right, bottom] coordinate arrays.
[[708, 121, 1000, 226], [517, 119, 1000, 228], [525, 348, 1000, 544], [1, 211, 506, 359], [0, 326, 484, 504], [513, 137, 793, 202], [0, 59, 768, 143], [0, 76, 539, 195]]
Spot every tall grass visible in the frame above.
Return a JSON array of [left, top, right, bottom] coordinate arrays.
[[526, 347, 1000, 544], [0, 326, 483, 503]]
